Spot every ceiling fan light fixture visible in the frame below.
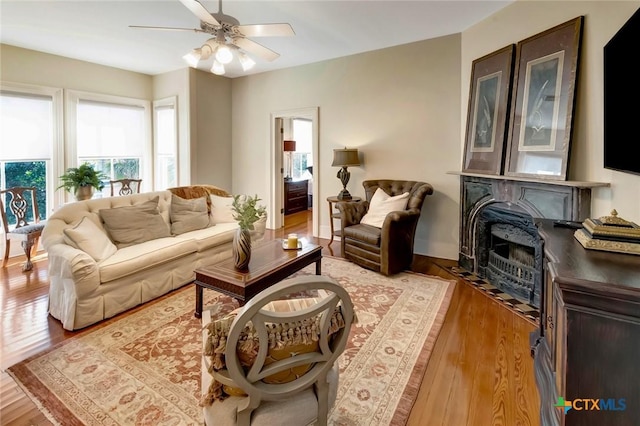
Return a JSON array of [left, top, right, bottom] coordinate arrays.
[[211, 60, 226, 75], [200, 42, 214, 60], [239, 52, 256, 71], [182, 48, 202, 67], [215, 44, 233, 64]]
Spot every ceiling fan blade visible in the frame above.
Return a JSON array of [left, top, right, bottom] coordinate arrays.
[[234, 37, 280, 62], [178, 0, 220, 27], [129, 25, 206, 33], [236, 23, 295, 37]]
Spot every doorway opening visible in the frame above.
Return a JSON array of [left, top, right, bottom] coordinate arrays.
[[270, 107, 319, 236]]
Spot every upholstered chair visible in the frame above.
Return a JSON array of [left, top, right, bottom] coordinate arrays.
[[201, 275, 354, 426], [336, 179, 433, 276]]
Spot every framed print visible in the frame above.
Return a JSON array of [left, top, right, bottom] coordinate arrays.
[[462, 45, 515, 175], [505, 16, 584, 180]]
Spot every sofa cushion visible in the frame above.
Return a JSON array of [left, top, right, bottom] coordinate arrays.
[[210, 194, 236, 225], [63, 216, 117, 262], [99, 197, 171, 248], [360, 188, 410, 228], [98, 236, 197, 283], [170, 194, 209, 235], [174, 222, 237, 251]]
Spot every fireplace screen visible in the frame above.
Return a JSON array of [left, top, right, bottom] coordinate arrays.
[[484, 224, 538, 306], [475, 207, 542, 308]]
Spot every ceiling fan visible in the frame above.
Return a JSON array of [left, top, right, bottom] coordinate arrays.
[[130, 0, 295, 75]]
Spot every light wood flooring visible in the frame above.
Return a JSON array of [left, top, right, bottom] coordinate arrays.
[[0, 210, 540, 425]]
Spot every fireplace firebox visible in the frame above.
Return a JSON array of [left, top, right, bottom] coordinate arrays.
[[454, 173, 607, 311], [476, 205, 542, 307]]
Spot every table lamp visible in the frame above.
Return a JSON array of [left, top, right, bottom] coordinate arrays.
[[283, 140, 296, 181], [331, 148, 361, 200]]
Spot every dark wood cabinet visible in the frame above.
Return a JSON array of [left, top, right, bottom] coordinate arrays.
[[531, 219, 640, 426], [284, 180, 308, 215]]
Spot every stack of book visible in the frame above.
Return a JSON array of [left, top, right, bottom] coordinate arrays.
[[574, 210, 640, 255]]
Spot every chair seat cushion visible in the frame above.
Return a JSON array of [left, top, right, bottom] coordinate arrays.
[[202, 361, 339, 426], [343, 223, 381, 246], [9, 222, 45, 235]]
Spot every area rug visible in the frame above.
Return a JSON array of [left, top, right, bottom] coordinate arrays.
[[7, 256, 454, 426]]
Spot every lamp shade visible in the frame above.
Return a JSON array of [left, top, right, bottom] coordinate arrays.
[[283, 140, 296, 152], [331, 148, 360, 167]]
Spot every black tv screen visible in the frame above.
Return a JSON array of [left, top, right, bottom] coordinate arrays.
[[604, 7, 640, 176]]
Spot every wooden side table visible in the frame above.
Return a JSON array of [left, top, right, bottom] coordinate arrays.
[[327, 196, 362, 246]]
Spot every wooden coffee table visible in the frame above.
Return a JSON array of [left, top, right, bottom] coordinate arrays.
[[193, 239, 322, 317]]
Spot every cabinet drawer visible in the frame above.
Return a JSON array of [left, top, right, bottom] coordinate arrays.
[[286, 181, 307, 196], [285, 196, 308, 214], [285, 180, 309, 214]]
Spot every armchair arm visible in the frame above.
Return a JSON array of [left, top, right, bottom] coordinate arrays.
[[336, 201, 369, 228], [380, 209, 421, 275]]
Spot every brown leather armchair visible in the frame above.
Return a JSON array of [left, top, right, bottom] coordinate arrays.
[[336, 180, 433, 276]]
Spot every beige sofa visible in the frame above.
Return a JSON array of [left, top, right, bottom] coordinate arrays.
[[42, 185, 251, 331]]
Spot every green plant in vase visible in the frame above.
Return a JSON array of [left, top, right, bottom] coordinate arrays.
[[58, 163, 108, 201], [231, 194, 266, 270]]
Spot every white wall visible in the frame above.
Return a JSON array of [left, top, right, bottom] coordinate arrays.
[[231, 35, 462, 259], [152, 68, 192, 186], [0, 44, 152, 99], [192, 69, 232, 191], [462, 0, 640, 223]]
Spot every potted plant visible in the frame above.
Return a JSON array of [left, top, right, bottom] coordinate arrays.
[[57, 163, 108, 201], [231, 194, 267, 270]]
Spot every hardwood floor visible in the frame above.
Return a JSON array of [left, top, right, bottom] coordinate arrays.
[[0, 210, 540, 425]]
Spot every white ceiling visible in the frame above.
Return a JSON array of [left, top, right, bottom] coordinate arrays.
[[0, 1, 513, 79]]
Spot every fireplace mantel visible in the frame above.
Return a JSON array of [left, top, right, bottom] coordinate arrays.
[[450, 171, 610, 273], [447, 171, 610, 189]]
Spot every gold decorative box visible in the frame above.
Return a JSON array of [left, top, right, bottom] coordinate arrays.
[[575, 210, 640, 255]]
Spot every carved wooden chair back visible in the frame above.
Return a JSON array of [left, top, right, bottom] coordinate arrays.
[[109, 179, 142, 196], [0, 187, 45, 271]]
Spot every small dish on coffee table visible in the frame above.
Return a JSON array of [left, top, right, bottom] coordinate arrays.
[[282, 239, 302, 250]]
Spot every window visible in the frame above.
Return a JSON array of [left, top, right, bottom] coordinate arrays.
[[154, 97, 178, 190], [1, 85, 62, 222], [66, 91, 151, 198], [291, 118, 312, 180]]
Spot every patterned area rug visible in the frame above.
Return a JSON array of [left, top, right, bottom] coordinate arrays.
[[7, 256, 454, 426]]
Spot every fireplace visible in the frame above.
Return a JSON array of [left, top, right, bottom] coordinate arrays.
[[456, 173, 604, 310]]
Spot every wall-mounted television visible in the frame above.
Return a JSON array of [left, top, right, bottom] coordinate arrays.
[[604, 7, 640, 176]]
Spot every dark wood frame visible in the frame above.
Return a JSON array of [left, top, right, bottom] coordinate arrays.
[[505, 16, 584, 180], [462, 45, 515, 175]]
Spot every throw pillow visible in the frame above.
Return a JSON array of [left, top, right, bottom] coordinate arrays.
[[63, 216, 117, 262], [170, 194, 210, 235], [360, 188, 410, 228], [210, 194, 236, 224], [99, 197, 171, 248]]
